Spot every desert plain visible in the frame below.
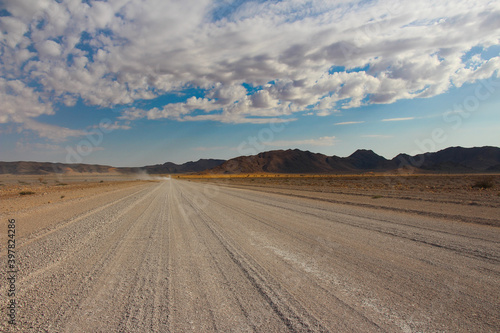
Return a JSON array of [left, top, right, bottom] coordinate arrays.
[[1, 173, 499, 332]]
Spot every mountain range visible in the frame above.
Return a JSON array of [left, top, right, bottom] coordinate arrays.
[[208, 146, 500, 174], [1, 146, 499, 175], [0, 159, 225, 175]]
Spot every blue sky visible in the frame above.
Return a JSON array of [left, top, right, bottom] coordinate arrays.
[[1, 0, 499, 167]]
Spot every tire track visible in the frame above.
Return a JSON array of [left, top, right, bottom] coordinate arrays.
[[59, 182, 168, 332], [2, 179, 498, 332], [175, 181, 329, 332], [177, 180, 500, 332], [9, 182, 164, 331], [178, 182, 387, 332], [170, 182, 275, 332], [167, 185, 219, 332], [5, 182, 154, 254], [16, 183, 162, 288], [118, 190, 171, 332], [222, 184, 500, 226], [212, 185, 500, 262]]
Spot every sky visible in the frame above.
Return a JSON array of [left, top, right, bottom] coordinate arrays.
[[0, 0, 499, 167]]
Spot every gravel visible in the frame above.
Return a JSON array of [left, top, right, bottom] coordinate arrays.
[[1, 179, 499, 332]]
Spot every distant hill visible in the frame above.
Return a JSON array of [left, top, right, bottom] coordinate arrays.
[[0, 159, 225, 175], [142, 159, 226, 174], [396, 146, 500, 172], [207, 149, 336, 174], [1, 146, 499, 175], [206, 146, 500, 174], [0, 161, 119, 175], [344, 149, 397, 171], [208, 148, 396, 174]]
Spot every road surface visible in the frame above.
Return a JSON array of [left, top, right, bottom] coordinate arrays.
[[1, 180, 499, 332]]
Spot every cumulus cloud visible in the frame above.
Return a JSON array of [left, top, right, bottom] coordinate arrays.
[[36, 40, 62, 57], [0, 78, 54, 123], [0, 0, 499, 131]]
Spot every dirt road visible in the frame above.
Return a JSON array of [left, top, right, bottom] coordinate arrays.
[[1, 179, 499, 332]]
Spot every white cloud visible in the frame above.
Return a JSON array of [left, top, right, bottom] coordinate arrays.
[[92, 121, 131, 131], [0, 78, 54, 123], [452, 57, 500, 87], [0, 16, 29, 48], [22, 120, 87, 142], [0, 0, 499, 129], [335, 121, 365, 125], [36, 40, 62, 58], [118, 108, 147, 121], [16, 141, 63, 152], [381, 117, 415, 122], [316, 109, 333, 117]]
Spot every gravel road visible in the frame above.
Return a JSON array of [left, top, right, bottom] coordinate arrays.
[[1, 179, 499, 332]]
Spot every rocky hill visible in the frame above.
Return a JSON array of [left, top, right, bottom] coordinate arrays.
[[0, 159, 225, 175], [206, 146, 500, 174], [1, 146, 498, 175]]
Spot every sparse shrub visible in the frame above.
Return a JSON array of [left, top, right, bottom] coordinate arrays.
[[472, 178, 494, 189], [100, 180, 104, 183], [19, 191, 35, 195], [372, 195, 382, 199], [56, 183, 68, 186], [61, 195, 65, 199]]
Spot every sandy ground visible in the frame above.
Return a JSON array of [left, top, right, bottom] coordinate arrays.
[[188, 174, 500, 226], [0, 176, 499, 332], [0, 174, 157, 236]]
